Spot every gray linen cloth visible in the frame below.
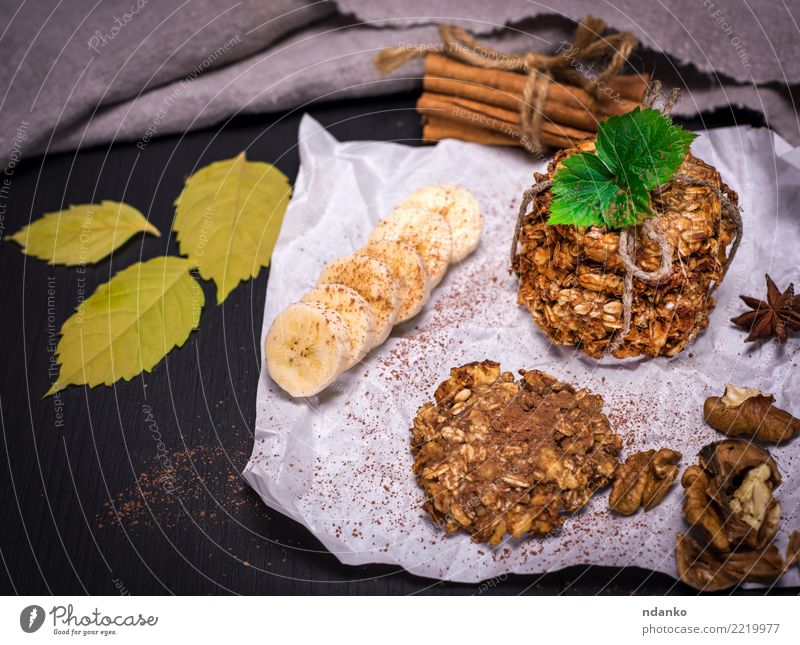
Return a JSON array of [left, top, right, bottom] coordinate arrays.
[[1, 0, 798, 166]]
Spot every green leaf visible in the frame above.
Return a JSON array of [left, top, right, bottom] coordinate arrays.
[[595, 107, 696, 189], [46, 256, 204, 396], [549, 152, 617, 228], [7, 201, 160, 265], [173, 152, 292, 304], [548, 108, 695, 230]]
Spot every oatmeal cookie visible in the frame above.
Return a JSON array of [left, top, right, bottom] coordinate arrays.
[[410, 361, 621, 544], [513, 148, 739, 358]]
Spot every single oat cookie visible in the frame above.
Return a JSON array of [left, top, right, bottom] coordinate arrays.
[[410, 360, 621, 544]]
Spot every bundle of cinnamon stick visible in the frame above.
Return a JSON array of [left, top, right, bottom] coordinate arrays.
[[418, 54, 649, 150]]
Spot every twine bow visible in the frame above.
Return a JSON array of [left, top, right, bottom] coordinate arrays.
[[374, 16, 638, 153]]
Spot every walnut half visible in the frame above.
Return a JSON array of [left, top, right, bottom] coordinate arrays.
[[609, 448, 681, 515], [704, 384, 800, 444]]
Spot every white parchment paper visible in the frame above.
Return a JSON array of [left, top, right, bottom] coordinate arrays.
[[244, 116, 800, 585]]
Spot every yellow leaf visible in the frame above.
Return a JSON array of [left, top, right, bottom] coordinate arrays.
[[7, 200, 160, 265], [173, 152, 291, 304], [46, 256, 204, 396]]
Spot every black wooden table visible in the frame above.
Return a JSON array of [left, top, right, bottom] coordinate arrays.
[[0, 93, 789, 595]]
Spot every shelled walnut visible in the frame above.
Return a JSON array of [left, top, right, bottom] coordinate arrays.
[[410, 360, 621, 544], [704, 384, 800, 444], [609, 448, 681, 515]]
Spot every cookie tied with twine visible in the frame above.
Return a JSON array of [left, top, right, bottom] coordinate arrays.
[[375, 16, 641, 154], [512, 85, 743, 359]]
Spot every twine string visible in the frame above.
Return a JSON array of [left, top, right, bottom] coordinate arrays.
[[604, 84, 678, 354]]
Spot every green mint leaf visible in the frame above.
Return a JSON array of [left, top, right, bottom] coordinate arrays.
[[595, 107, 696, 189], [548, 152, 617, 228], [547, 107, 696, 230]]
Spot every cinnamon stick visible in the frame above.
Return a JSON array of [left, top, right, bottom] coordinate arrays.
[[423, 74, 520, 111], [422, 114, 575, 150], [424, 74, 609, 133], [424, 54, 646, 118], [417, 92, 592, 149], [422, 115, 520, 146], [426, 54, 524, 95]]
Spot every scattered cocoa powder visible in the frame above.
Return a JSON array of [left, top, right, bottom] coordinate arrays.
[[96, 443, 263, 531]]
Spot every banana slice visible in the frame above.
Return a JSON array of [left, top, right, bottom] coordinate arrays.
[[368, 206, 452, 287], [265, 302, 351, 397], [301, 283, 377, 368], [317, 254, 400, 345], [357, 240, 431, 323], [398, 185, 483, 263]]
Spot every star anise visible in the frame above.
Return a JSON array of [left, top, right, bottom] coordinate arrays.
[[731, 274, 800, 343]]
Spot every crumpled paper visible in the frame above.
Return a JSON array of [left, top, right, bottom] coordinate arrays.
[[244, 115, 800, 585]]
